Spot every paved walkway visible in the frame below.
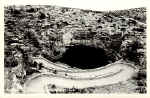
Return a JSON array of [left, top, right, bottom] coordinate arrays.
[[24, 57, 138, 93]]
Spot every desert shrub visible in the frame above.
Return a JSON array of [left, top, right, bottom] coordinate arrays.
[[120, 38, 145, 65]]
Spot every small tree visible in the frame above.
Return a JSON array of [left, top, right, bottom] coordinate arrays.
[[120, 38, 144, 64]]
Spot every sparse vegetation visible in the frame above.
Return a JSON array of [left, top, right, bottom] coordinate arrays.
[[4, 6, 146, 93]]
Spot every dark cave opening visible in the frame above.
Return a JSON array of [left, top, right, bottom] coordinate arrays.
[[57, 45, 110, 69]]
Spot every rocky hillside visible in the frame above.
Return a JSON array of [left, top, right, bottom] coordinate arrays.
[[4, 6, 146, 93]]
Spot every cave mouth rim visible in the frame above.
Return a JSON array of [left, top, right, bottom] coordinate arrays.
[[56, 44, 111, 69]]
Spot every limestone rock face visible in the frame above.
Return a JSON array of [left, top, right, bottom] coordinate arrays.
[[4, 6, 146, 94]]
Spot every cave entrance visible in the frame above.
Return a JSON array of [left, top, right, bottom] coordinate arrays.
[[57, 44, 110, 69]]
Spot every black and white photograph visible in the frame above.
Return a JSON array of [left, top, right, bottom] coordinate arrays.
[[4, 5, 146, 94]]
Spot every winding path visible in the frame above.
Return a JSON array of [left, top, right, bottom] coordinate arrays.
[[24, 57, 138, 93]]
